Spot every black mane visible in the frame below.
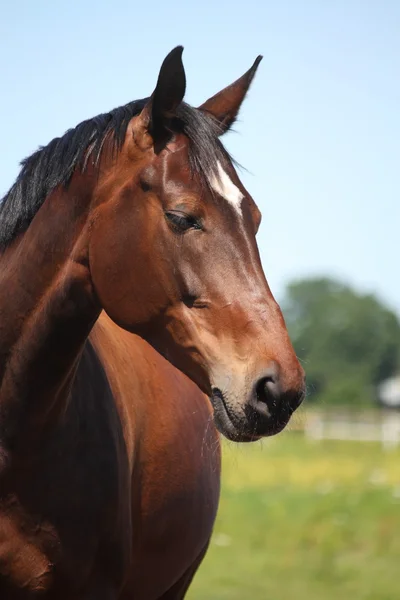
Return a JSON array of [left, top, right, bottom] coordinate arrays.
[[0, 98, 231, 250]]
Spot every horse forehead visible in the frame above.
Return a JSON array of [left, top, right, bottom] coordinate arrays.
[[209, 162, 244, 214]]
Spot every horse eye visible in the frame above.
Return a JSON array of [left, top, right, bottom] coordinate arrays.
[[139, 179, 152, 192], [165, 211, 202, 233]]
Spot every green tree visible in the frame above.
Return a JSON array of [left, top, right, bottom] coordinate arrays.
[[282, 277, 400, 406]]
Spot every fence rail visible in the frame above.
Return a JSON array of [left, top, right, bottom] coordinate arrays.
[[299, 409, 400, 449]]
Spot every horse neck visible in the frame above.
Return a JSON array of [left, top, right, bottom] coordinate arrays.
[[0, 174, 100, 456]]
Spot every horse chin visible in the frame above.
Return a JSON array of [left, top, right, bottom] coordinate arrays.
[[209, 390, 260, 443], [210, 389, 292, 442]]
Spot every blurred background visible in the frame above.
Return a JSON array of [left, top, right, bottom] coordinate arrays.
[[1, 1, 399, 598]]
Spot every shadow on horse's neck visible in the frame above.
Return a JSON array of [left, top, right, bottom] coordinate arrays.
[[0, 171, 100, 456]]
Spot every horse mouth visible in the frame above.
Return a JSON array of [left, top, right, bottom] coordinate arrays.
[[210, 388, 292, 442]]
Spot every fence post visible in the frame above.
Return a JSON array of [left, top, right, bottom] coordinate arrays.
[[381, 412, 400, 450]]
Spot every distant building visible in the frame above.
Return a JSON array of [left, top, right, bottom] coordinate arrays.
[[378, 375, 400, 409]]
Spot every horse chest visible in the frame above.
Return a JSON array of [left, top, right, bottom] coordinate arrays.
[[125, 421, 221, 598], [0, 505, 56, 595]]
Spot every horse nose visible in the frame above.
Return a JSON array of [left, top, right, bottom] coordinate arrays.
[[251, 362, 305, 419]]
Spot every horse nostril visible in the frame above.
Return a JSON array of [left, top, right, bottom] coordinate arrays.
[[254, 364, 305, 415], [255, 365, 281, 414], [256, 362, 281, 410]]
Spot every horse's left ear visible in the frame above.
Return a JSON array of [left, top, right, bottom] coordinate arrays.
[[199, 56, 263, 134], [133, 46, 186, 148]]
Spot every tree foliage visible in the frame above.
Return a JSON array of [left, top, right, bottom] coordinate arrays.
[[282, 277, 400, 406]]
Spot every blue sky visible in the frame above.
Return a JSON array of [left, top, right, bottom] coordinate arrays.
[[1, 1, 399, 313]]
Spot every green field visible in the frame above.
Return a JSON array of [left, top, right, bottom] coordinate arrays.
[[187, 429, 400, 600]]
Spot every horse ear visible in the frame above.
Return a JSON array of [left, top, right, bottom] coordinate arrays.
[[199, 56, 263, 134], [151, 46, 186, 131], [133, 46, 186, 148]]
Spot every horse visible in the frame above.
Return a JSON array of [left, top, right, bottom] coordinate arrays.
[[0, 46, 305, 599]]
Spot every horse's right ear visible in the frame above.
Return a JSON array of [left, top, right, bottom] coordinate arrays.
[[132, 46, 186, 149], [199, 56, 262, 134]]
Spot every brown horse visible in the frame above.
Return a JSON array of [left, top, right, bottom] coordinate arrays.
[[0, 47, 305, 599]]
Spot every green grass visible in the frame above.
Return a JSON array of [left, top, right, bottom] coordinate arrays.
[[187, 431, 400, 600]]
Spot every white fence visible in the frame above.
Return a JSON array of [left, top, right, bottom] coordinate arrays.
[[304, 410, 400, 449]]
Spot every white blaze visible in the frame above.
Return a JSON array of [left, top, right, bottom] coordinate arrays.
[[209, 162, 244, 214]]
